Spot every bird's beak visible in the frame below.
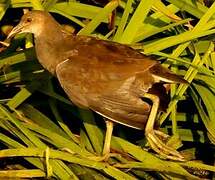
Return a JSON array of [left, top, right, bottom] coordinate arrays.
[[7, 23, 25, 39]]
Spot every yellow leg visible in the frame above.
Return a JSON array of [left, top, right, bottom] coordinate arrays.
[[102, 120, 114, 156], [86, 120, 114, 161], [143, 93, 185, 161], [144, 93, 159, 135]]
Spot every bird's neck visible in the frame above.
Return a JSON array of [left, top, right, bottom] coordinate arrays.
[[34, 24, 74, 75]]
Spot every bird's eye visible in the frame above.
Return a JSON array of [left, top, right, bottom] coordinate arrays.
[[26, 18, 32, 22]]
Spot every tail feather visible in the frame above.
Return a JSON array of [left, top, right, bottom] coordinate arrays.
[[150, 64, 188, 84]]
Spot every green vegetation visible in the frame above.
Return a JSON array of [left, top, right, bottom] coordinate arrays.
[[0, 0, 215, 179]]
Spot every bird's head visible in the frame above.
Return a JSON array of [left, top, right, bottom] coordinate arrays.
[[8, 10, 53, 39]]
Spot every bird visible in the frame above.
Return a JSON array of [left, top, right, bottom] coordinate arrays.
[[8, 10, 188, 161]]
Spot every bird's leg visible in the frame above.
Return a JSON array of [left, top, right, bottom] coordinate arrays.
[[86, 120, 115, 161], [143, 93, 185, 161], [102, 120, 114, 156]]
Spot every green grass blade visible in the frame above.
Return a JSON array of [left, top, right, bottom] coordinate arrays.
[[78, 0, 118, 35], [119, 0, 153, 43]]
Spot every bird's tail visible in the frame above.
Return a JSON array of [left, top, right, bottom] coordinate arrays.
[[149, 64, 188, 84]]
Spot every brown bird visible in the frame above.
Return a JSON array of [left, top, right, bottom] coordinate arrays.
[[8, 10, 187, 161]]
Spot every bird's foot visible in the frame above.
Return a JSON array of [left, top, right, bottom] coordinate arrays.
[[87, 153, 117, 162], [145, 130, 185, 161], [87, 153, 109, 161]]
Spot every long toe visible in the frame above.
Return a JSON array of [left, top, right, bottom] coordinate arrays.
[[87, 152, 119, 162], [87, 153, 110, 161], [154, 130, 170, 140], [146, 131, 185, 161]]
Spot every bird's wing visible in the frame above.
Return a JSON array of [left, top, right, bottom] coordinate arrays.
[[55, 55, 153, 102], [55, 56, 152, 129], [88, 93, 151, 130], [62, 35, 187, 84]]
